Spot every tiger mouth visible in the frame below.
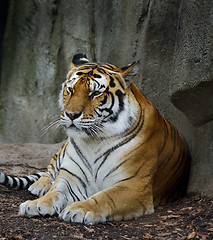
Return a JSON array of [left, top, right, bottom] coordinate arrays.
[[61, 118, 104, 136]]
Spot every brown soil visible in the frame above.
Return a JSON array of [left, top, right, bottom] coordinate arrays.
[[0, 187, 212, 240]]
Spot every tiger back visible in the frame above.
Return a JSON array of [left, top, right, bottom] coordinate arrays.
[[130, 83, 191, 206], [1, 53, 191, 224]]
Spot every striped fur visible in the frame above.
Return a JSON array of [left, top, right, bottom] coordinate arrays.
[[2, 53, 191, 224], [0, 171, 43, 190]]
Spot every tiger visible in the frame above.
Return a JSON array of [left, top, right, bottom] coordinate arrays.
[[0, 53, 191, 225]]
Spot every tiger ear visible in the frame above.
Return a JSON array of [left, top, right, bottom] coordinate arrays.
[[120, 61, 140, 78], [71, 53, 89, 69]]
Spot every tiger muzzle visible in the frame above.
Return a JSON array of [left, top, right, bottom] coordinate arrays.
[[66, 112, 81, 120]]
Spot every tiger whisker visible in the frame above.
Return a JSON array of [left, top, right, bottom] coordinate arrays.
[[53, 122, 64, 137], [41, 114, 59, 123], [87, 124, 106, 140], [41, 117, 61, 131], [41, 117, 62, 137]]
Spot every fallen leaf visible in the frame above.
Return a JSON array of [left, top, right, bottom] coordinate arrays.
[[197, 232, 209, 239], [143, 233, 153, 239], [161, 214, 180, 220], [180, 207, 193, 211], [144, 224, 154, 227], [84, 226, 95, 233], [158, 232, 171, 236], [187, 232, 196, 239]]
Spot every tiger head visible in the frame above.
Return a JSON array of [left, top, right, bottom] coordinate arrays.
[[59, 53, 140, 138]]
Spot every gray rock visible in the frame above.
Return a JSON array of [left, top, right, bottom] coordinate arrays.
[[0, 142, 64, 175], [170, 0, 213, 127]]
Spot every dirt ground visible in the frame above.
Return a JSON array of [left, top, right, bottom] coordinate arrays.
[[0, 187, 212, 240]]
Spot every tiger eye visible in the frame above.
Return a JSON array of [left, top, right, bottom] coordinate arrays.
[[90, 91, 102, 99]]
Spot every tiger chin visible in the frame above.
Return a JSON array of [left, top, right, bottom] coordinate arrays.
[[0, 53, 191, 225]]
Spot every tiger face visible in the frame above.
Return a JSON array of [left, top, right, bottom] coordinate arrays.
[[59, 53, 140, 138]]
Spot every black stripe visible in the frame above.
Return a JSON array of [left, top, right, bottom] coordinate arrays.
[[77, 185, 88, 199], [62, 143, 67, 158], [97, 67, 107, 74], [57, 142, 68, 171], [6, 176, 16, 188], [102, 191, 116, 211], [33, 173, 42, 179], [99, 91, 114, 118], [159, 145, 187, 204], [116, 90, 124, 108], [49, 164, 56, 179], [159, 118, 169, 155], [157, 121, 177, 171], [104, 64, 115, 70], [93, 73, 102, 79], [108, 91, 115, 110], [109, 76, 116, 87], [76, 71, 85, 76], [114, 76, 126, 90], [100, 95, 107, 106], [157, 132, 187, 203], [18, 178, 24, 189], [170, 140, 184, 174], [3, 175, 9, 186], [55, 159, 60, 172], [103, 160, 127, 180], [63, 178, 80, 202], [94, 109, 102, 117], [66, 152, 89, 183], [11, 177, 17, 188], [51, 154, 59, 172], [92, 79, 101, 88], [50, 162, 57, 172], [60, 167, 88, 197], [70, 138, 92, 174], [116, 161, 146, 184], [23, 176, 34, 188], [79, 64, 97, 70], [78, 66, 92, 71]]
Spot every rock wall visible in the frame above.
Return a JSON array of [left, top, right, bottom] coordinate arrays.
[[0, 0, 212, 196]]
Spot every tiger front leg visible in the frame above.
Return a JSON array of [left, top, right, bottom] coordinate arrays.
[[59, 181, 154, 225], [28, 173, 53, 197], [28, 142, 68, 197], [19, 177, 73, 217]]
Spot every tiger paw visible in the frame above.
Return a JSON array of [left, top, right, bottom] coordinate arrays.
[[19, 200, 42, 217], [59, 199, 106, 225], [28, 175, 52, 197], [19, 193, 62, 217]]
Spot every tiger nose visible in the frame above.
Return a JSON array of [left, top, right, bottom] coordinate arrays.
[[66, 112, 81, 120]]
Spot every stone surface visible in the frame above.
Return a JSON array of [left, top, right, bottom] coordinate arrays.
[[170, 0, 213, 127], [0, 142, 64, 175], [0, 0, 94, 143], [0, 0, 212, 196]]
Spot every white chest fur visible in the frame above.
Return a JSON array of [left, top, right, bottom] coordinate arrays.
[[61, 135, 138, 198]]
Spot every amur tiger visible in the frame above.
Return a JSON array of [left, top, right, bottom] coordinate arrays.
[[0, 53, 191, 225]]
